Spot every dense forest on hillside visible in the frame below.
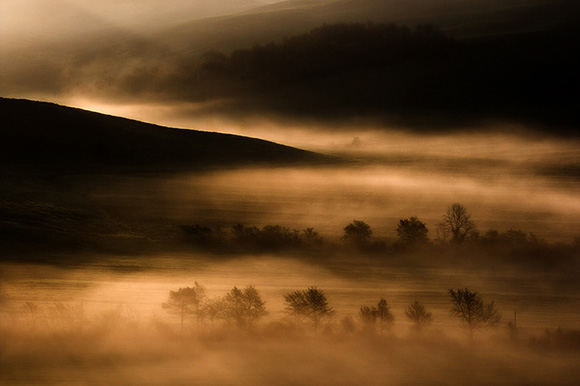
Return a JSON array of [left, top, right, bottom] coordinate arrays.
[[153, 22, 580, 132]]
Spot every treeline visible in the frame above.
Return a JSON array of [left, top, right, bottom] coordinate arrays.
[[158, 284, 578, 349], [180, 203, 580, 269], [193, 23, 453, 93], [160, 285, 482, 336], [13, 286, 580, 351], [180, 224, 323, 252], [167, 22, 580, 132], [7, 286, 507, 336]]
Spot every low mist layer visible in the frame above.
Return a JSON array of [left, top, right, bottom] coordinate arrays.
[[3, 1, 580, 384], [1, 258, 579, 385], [65, 129, 580, 243]]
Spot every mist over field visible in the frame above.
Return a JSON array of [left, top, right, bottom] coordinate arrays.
[[2, 0, 580, 385], [2, 255, 580, 386], [2, 123, 580, 384], [58, 129, 580, 241]]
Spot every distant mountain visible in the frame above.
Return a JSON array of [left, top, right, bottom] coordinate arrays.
[[0, 98, 330, 175]]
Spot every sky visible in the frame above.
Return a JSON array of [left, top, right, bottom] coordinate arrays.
[[1, 0, 276, 36], [1, 0, 279, 131]]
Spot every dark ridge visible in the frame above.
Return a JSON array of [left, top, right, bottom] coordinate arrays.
[[0, 98, 333, 175], [175, 23, 580, 135]]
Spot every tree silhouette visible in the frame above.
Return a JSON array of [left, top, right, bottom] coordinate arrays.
[[500, 229, 528, 245], [284, 286, 335, 334], [180, 224, 214, 245], [376, 298, 395, 335], [232, 224, 261, 249], [162, 282, 206, 332], [359, 305, 378, 333], [396, 216, 429, 246], [201, 297, 225, 326], [222, 285, 267, 328], [441, 203, 477, 243], [448, 288, 501, 337], [358, 298, 394, 335], [302, 227, 323, 245], [343, 220, 372, 246], [405, 301, 432, 331]]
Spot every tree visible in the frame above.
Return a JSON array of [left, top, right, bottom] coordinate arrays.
[[232, 224, 260, 249], [396, 216, 429, 245], [448, 288, 501, 337], [180, 224, 214, 245], [499, 229, 528, 245], [481, 229, 499, 244], [405, 301, 432, 331], [359, 305, 378, 332], [375, 298, 395, 335], [284, 286, 335, 334], [358, 298, 394, 335], [302, 227, 323, 245], [162, 282, 206, 332], [201, 297, 225, 326], [441, 203, 476, 243], [222, 285, 267, 328], [343, 220, 372, 246]]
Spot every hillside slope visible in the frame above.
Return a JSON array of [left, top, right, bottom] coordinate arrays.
[[0, 98, 328, 174], [0, 98, 333, 259]]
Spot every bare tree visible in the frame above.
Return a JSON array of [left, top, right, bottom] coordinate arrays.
[[405, 301, 432, 331], [162, 282, 206, 332], [222, 285, 267, 328], [448, 288, 501, 337], [441, 203, 477, 243], [284, 286, 335, 334]]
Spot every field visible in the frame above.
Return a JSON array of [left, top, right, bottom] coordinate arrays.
[[1, 253, 580, 386]]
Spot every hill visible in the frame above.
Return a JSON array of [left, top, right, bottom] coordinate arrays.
[[158, 0, 580, 54], [0, 98, 335, 259], [3, 0, 579, 134], [155, 22, 580, 134], [0, 98, 329, 175]]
